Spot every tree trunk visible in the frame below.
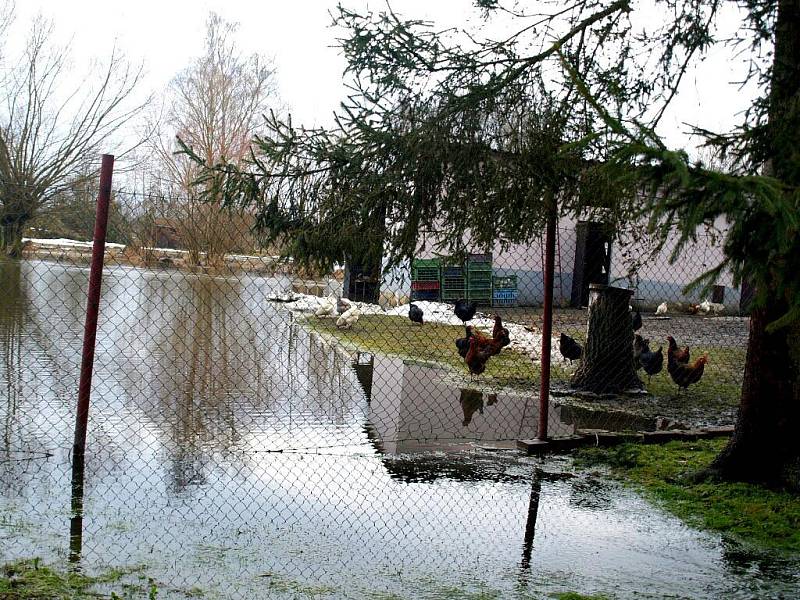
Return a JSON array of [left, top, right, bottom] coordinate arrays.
[[705, 300, 800, 490], [704, 0, 800, 490], [570, 284, 642, 393], [0, 217, 28, 258]]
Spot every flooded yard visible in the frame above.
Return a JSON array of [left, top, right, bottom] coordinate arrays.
[[1, 259, 798, 599]]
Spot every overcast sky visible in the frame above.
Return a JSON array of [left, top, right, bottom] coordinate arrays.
[[12, 0, 757, 154]]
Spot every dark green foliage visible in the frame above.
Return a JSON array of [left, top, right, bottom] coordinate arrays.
[[183, 0, 796, 330]]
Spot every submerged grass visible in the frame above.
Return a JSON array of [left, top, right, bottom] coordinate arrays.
[[0, 558, 149, 599], [574, 438, 800, 553]]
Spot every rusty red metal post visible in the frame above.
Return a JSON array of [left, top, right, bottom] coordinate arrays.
[[72, 154, 114, 464], [537, 199, 557, 441]]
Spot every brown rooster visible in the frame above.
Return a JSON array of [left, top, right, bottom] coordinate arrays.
[[666, 335, 690, 365], [465, 337, 492, 375], [491, 315, 511, 350], [668, 354, 708, 390], [469, 321, 507, 357]]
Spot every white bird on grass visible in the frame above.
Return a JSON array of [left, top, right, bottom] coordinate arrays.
[[315, 297, 337, 318], [699, 299, 725, 314], [337, 297, 352, 314], [336, 305, 361, 329], [656, 302, 668, 315]]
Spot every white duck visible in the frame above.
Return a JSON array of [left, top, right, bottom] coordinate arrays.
[[315, 296, 337, 318], [656, 302, 668, 315], [336, 305, 361, 329]]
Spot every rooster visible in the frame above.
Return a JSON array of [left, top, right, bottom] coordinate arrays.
[[656, 302, 668, 315], [492, 315, 511, 349], [455, 326, 474, 358], [634, 334, 650, 369], [559, 333, 583, 363], [465, 336, 492, 375], [668, 354, 708, 390], [631, 307, 642, 331], [666, 335, 690, 365], [639, 346, 663, 381], [454, 299, 478, 323], [408, 303, 424, 325]]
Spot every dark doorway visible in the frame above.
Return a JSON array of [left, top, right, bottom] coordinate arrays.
[[570, 221, 612, 308]]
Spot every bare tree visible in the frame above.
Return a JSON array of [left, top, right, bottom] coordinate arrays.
[[149, 12, 278, 265], [0, 13, 146, 256]]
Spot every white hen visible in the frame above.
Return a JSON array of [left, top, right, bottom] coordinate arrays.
[[315, 297, 337, 317], [699, 299, 725, 314], [337, 297, 352, 314], [336, 305, 361, 329], [656, 302, 668, 315]]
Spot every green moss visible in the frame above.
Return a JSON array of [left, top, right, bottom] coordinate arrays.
[[574, 439, 800, 553], [552, 593, 610, 600]]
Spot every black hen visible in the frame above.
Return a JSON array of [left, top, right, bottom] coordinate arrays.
[[559, 333, 583, 362], [455, 326, 473, 358], [408, 303, 424, 324], [631, 307, 642, 331], [639, 346, 663, 381], [634, 334, 650, 369], [454, 299, 477, 323]]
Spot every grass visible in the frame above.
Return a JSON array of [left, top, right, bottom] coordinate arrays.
[[637, 345, 746, 408], [304, 313, 548, 389], [303, 313, 744, 405], [0, 558, 149, 599], [574, 438, 800, 553], [256, 571, 336, 596]]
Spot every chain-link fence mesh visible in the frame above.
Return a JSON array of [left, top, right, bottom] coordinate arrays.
[[0, 185, 754, 598]]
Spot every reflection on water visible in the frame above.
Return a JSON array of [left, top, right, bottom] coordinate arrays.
[[364, 354, 574, 454], [0, 259, 798, 599]]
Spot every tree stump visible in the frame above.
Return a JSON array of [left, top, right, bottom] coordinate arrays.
[[571, 284, 643, 394]]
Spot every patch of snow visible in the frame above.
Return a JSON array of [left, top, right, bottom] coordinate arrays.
[[278, 293, 569, 366], [23, 237, 126, 250]]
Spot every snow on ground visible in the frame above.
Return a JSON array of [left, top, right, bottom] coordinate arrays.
[[23, 237, 127, 250], [271, 293, 568, 364]]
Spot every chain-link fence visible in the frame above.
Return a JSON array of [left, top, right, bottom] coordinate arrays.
[[0, 182, 753, 598]]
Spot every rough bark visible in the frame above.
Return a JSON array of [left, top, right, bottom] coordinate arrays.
[[571, 284, 642, 393], [705, 303, 800, 490], [0, 218, 27, 258], [705, 0, 800, 490]]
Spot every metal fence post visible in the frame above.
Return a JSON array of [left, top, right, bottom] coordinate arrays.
[[70, 154, 114, 556], [537, 199, 556, 441]]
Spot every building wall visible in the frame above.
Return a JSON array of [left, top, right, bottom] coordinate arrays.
[[379, 215, 738, 310]]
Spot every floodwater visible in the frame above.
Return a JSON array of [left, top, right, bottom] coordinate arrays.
[[0, 259, 798, 599]]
